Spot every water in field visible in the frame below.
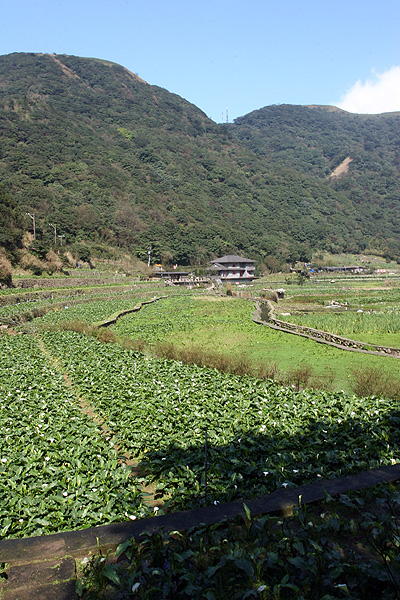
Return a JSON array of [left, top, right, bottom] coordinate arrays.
[[259, 302, 271, 322]]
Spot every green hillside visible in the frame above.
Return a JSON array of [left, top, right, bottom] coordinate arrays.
[[0, 53, 399, 265], [229, 104, 400, 258]]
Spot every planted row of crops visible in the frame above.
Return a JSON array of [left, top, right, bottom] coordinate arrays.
[[0, 334, 147, 539], [79, 484, 400, 600], [0, 288, 146, 323], [33, 295, 145, 326], [40, 330, 400, 512], [110, 295, 251, 343], [30, 287, 190, 328], [0, 296, 98, 323]]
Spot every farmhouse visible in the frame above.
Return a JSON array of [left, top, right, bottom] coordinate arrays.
[[159, 271, 191, 282], [209, 255, 255, 282]]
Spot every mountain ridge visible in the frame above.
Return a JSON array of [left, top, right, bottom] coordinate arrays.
[[1, 52, 399, 265], [304, 104, 400, 116]]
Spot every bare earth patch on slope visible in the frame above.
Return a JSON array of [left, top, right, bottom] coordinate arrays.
[[328, 156, 353, 179]]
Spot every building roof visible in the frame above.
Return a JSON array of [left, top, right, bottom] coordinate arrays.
[[160, 271, 190, 276], [210, 255, 254, 264]]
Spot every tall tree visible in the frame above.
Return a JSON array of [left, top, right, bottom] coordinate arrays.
[[0, 185, 24, 254]]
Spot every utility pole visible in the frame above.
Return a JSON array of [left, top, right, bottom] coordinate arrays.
[[58, 234, 65, 246], [49, 223, 57, 246], [26, 212, 35, 240]]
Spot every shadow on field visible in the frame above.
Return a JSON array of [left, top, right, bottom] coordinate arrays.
[[137, 407, 400, 512]]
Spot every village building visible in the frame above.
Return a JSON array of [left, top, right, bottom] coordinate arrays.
[[153, 271, 210, 286], [209, 255, 255, 282]]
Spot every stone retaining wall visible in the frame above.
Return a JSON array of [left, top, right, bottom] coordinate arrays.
[[14, 276, 131, 290], [94, 295, 169, 327], [254, 300, 400, 358]]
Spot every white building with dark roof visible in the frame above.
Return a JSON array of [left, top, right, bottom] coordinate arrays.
[[209, 255, 255, 282]]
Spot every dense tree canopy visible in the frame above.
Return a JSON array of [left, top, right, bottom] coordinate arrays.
[[229, 105, 400, 261], [0, 184, 24, 254], [0, 54, 399, 264]]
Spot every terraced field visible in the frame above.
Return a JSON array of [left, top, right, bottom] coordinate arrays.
[[0, 275, 399, 537], [1, 273, 400, 598], [0, 334, 147, 539]]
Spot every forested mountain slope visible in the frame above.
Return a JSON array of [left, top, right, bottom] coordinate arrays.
[[0, 53, 399, 264], [229, 105, 400, 258]]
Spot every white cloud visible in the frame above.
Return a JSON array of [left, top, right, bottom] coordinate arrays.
[[335, 66, 400, 114]]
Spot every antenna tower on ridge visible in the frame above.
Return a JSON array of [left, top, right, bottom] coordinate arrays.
[[226, 106, 229, 123]]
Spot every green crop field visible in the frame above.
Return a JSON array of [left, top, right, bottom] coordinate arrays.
[[0, 276, 399, 542], [2, 327, 399, 541], [42, 330, 400, 511], [0, 334, 147, 539], [1, 275, 400, 598], [110, 293, 400, 392]]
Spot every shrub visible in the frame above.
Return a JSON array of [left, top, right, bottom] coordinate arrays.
[[91, 327, 117, 344], [63, 251, 77, 267], [119, 337, 147, 352], [18, 249, 46, 275], [45, 249, 64, 273], [286, 363, 313, 391], [255, 362, 279, 380], [351, 367, 400, 400], [0, 251, 13, 287]]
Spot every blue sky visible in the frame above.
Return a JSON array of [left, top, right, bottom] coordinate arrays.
[[1, 0, 399, 121]]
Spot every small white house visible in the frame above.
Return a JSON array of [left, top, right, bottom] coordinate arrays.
[[209, 255, 255, 282]]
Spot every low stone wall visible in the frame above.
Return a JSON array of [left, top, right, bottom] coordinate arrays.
[[95, 295, 169, 327], [14, 276, 129, 290], [254, 300, 400, 358]]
